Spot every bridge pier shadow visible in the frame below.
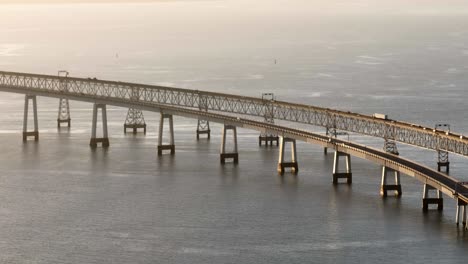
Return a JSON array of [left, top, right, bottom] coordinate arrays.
[[278, 174, 299, 191], [57, 126, 71, 133]]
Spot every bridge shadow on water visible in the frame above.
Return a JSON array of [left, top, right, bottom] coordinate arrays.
[[21, 139, 41, 168], [57, 126, 71, 133], [278, 174, 299, 189]]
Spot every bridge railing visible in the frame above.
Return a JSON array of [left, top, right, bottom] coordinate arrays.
[[0, 70, 467, 157]]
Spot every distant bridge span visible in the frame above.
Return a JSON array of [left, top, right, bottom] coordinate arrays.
[[1, 70, 468, 226]]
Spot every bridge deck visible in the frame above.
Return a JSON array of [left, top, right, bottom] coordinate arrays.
[[0, 70, 468, 204], [0, 70, 466, 157]]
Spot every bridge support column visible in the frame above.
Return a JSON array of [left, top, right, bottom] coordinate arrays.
[[124, 108, 146, 134], [438, 162, 450, 174], [380, 166, 402, 197], [332, 151, 352, 184], [277, 136, 298, 175], [196, 119, 210, 140], [220, 125, 238, 164], [259, 93, 279, 147], [89, 103, 109, 148], [324, 126, 338, 155], [57, 98, 71, 128], [158, 113, 175, 156], [437, 150, 450, 174], [23, 95, 39, 142], [422, 184, 443, 211], [196, 94, 210, 140], [435, 124, 450, 174], [456, 199, 467, 227]]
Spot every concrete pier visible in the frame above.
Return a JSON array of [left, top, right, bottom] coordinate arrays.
[[438, 161, 450, 174], [277, 136, 298, 175], [89, 103, 109, 148], [380, 140, 401, 197], [158, 113, 175, 155], [23, 95, 39, 142], [220, 125, 238, 164], [422, 184, 443, 211], [196, 119, 210, 140], [456, 199, 467, 227], [380, 166, 402, 197], [57, 98, 71, 128], [332, 151, 352, 184]]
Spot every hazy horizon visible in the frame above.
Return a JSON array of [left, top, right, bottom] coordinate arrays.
[[1, 0, 468, 15]]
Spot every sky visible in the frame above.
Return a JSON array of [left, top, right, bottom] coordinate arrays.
[[0, 0, 468, 15]]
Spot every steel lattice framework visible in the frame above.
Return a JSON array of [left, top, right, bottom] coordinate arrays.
[[259, 93, 277, 138], [124, 86, 146, 129], [124, 108, 146, 127], [0, 70, 467, 157]]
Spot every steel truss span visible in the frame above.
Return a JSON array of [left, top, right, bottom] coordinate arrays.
[[0, 70, 467, 157], [1, 70, 468, 204]]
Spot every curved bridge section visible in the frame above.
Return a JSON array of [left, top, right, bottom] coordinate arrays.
[[1, 70, 468, 225], [0, 70, 466, 156]]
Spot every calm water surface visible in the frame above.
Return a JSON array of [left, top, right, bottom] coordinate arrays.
[[0, 2, 468, 263]]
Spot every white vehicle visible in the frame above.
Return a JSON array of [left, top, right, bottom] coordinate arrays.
[[373, 113, 388, 120]]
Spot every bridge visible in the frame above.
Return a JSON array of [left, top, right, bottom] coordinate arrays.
[[1, 70, 468, 228]]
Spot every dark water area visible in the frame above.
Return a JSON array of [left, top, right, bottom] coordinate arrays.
[[0, 2, 468, 263]]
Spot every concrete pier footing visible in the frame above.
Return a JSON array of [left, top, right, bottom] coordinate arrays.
[[158, 113, 175, 156], [220, 125, 238, 164], [90, 138, 110, 148], [158, 144, 175, 155], [259, 135, 279, 146], [277, 137, 298, 175], [89, 103, 109, 148], [124, 108, 146, 134], [196, 128, 211, 140], [124, 123, 147, 134], [57, 118, 71, 128], [196, 119, 210, 140], [422, 184, 443, 211], [23, 95, 39, 142], [220, 153, 238, 164], [332, 151, 352, 184], [437, 161, 450, 174], [380, 166, 402, 197], [22, 131, 39, 142]]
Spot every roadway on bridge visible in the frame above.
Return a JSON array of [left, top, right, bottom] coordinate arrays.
[[1, 70, 468, 210]]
